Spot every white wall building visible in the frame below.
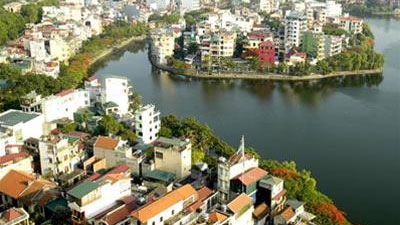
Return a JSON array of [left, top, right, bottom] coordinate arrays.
[[21, 89, 90, 123], [325, 0, 342, 18], [324, 35, 342, 58], [101, 76, 132, 115], [0, 152, 33, 179], [146, 0, 171, 11], [284, 11, 307, 51], [227, 193, 254, 225], [68, 173, 131, 224], [178, 0, 200, 12], [0, 110, 44, 143], [84, 76, 133, 115], [131, 184, 197, 225], [134, 104, 161, 144], [154, 137, 192, 179], [217, 137, 259, 202], [338, 15, 364, 34]]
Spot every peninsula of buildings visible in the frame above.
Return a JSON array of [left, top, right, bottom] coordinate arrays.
[[147, 0, 384, 79]]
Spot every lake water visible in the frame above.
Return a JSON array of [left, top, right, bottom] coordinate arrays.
[[94, 18, 400, 225]]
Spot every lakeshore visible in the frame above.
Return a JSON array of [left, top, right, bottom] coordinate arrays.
[[150, 56, 384, 81], [89, 35, 147, 66]]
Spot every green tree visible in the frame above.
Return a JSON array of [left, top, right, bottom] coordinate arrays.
[[187, 42, 199, 55]]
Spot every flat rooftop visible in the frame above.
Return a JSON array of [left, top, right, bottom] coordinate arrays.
[[0, 110, 40, 126]]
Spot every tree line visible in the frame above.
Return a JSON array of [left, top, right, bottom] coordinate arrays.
[[0, 0, 59, 45]]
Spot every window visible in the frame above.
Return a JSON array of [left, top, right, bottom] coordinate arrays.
[[172, 210, 175, 215], [160, 217, 163, 222], [156, 152, 163, 159]]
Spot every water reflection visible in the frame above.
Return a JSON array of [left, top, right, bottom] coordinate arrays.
[[89, 40, 147, 74], [149, 67, 383, 107]]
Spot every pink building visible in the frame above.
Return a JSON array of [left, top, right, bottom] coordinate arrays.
[[258, 41, 275, 66]]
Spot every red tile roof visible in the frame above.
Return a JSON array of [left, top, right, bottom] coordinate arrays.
[[234, 167, 268, 186], [0, 170, 55, 199], [87, 75, 97, 81], [68, 131, 91, 139], [102, 197, 135, 225], [273, 189, 287, 200], [197, 186, 214, 201], [227, 193, 252, 214], [209, 211, 227, 223], [280, 207, 295, 222], [0, 152, 30, 165], [55, 89, 74, 97], [131, 184, 197, 223], [187, 200, 204, 213], [88, 173, 102, 181], [4, 208, 21, 222], [107, 165, 130, 175], [94, 136, 119, 150], [339, 15, 363, 22]]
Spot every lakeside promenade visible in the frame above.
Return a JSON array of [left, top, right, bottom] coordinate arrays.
[[150, 57, 383, 81]]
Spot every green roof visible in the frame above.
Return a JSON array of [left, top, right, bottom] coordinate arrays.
[[67, 180, 100, 199], [0, 110, 40, 126], [144, 169, 176, 183], [45, 198, 68, 213], [67, 136, 80, 144], [103, 101, 119, 108], [11, 60, 32, 70]]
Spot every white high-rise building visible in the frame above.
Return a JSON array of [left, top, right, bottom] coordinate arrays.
[[84, 76, 133, 115], [178, 0, 200, 12], [134, 104, 161, 144], [146, 0, 171, 11], [325, 0, 342, 17], [101, 76, 132, 115], [284, 11, 307, 51]]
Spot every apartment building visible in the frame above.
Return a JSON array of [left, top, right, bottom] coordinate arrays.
[[101, 76, 132, 115], [338, 16, 364, 34], [217, 137, 259, 202], [67, 173, 131, 225], [0, 110, 44, 143], [130, 184, 198, 225], [324, 35, 343, 58], [284, 11, 307, 51], [0, 152, 33, 179], [134, 104, 161, 144], [153, 137, 192, 179], [38, 134, 84, 176], [150, 28, 176, 64], [178, 0, 200, 12], [202, 30, 236, 59], [20, 89, 90, 123], [93, 136, 147, 175]]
